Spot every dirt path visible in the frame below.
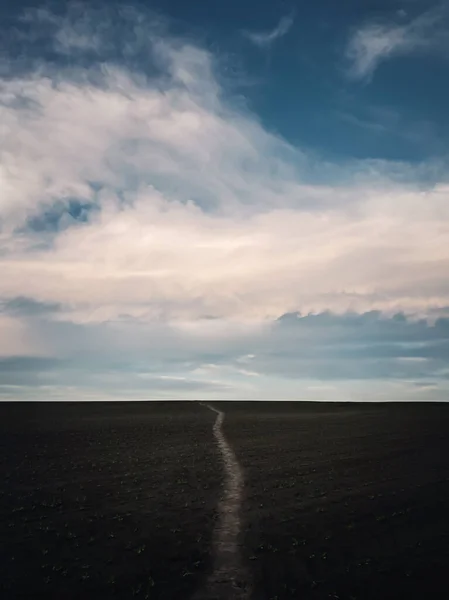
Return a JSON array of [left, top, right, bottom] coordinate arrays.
[[194, 403, 250, 600]]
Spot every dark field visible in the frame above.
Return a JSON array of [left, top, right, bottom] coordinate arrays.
[[0, 402, 221, 599], [222, 402, 449, 600], [1, 401, 449, 600]]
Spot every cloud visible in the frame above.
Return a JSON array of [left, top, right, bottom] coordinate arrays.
[[1, 5, 449, 399], [1, 7, 448, 327], [345, 4, 449, 80], [1, 308, 449, 400], [2, 181, 449, 322], [242, 13, 295, 48]]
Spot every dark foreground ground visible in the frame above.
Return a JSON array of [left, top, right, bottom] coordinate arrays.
[[0, 402, 221, 599], [222, 402, 449, 600], [1, 401, 449, 600]]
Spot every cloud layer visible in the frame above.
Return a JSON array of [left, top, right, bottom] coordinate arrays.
[[1, 305, 448, 400], [1, 5, 449, 399]]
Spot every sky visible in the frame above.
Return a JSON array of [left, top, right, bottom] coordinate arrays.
[[1, 0, 449, 401]]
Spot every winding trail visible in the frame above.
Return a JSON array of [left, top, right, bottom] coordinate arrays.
[[195, 403, 250, 600]]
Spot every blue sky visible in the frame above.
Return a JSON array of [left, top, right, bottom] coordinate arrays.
[[1, 0, 449, 400], [137, 0, 449, 163]]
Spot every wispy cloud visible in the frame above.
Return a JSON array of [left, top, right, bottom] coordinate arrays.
[[242, 13, 295, 48], [345, 4, 449, 80]]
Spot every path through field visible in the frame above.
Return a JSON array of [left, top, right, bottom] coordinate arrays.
[[195, 403, 250, 600]]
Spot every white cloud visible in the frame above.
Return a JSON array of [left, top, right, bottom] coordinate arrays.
[[1, 6, 449, 399], [2, 179, 449, 322], [345, 5, 449, 80], [1, 9, 449, 324], [242, 14, 295, 48]]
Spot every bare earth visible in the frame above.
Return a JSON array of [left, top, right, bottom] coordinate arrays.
[[1, 401, 449, 600]]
